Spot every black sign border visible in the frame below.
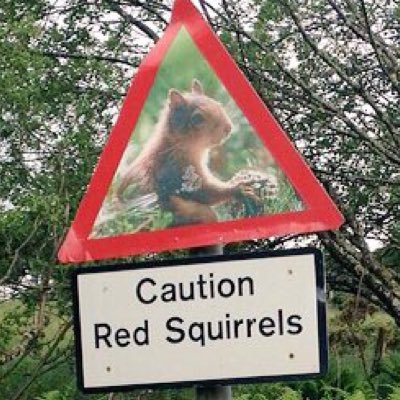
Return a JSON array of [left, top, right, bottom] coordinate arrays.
[[71, 247, 327, 394]]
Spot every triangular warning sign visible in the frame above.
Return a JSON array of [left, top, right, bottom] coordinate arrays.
[[58, 0, 343, 263]]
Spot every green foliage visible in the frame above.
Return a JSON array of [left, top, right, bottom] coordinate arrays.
[[234, 383, 298, 400], [388, 387, 400, 400], [344, 390, 369, 400], [36, 391, 68, 400], [1, 0, 400, 399], [375, 353, 400, 398]]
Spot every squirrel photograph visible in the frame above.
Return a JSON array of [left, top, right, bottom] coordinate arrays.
[[89, 26, 301, 238], [112, 79, 263, 227], [90, 78, 298, 238]]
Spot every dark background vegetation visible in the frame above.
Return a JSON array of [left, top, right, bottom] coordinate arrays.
[[0, 0, 399, 399]]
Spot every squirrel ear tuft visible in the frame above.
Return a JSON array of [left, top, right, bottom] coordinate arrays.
[[192, 79, 204, 95], [168, 89, 185, 106]]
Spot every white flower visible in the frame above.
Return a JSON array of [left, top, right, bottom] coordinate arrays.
[[180, 165, 202, 193]]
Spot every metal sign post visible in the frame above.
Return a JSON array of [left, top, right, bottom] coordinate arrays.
[[190, 245, 231, 400], [57, 0, 339, 397], [196, 385, 232, 400]]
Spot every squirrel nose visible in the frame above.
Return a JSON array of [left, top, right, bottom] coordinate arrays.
[[224, 122, 232, 134]]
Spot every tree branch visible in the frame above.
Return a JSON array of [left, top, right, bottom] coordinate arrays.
[[36, 49, 137, 67], [106, 1, 159, 42], [10, 321, 72, 400]]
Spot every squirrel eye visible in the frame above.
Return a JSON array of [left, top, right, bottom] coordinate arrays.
[[190, 112, 204, 127]]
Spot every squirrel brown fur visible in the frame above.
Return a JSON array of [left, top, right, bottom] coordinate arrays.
[[114, 79, 258, 225]]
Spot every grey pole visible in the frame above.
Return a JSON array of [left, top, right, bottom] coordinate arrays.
[[189, 244, 232, 400], [189, 244, 224, 257], [195, 385, 232, 400]]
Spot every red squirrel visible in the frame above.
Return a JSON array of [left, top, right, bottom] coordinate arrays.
[[114, 79, 259, 225]]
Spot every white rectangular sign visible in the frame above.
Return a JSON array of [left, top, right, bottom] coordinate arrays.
[[72, 249, 326, 393]]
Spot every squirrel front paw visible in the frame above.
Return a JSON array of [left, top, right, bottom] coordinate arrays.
[[236, 184, 262, 204]]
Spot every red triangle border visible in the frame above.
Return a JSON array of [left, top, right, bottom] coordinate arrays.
[[58, 0, 343, 263]]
